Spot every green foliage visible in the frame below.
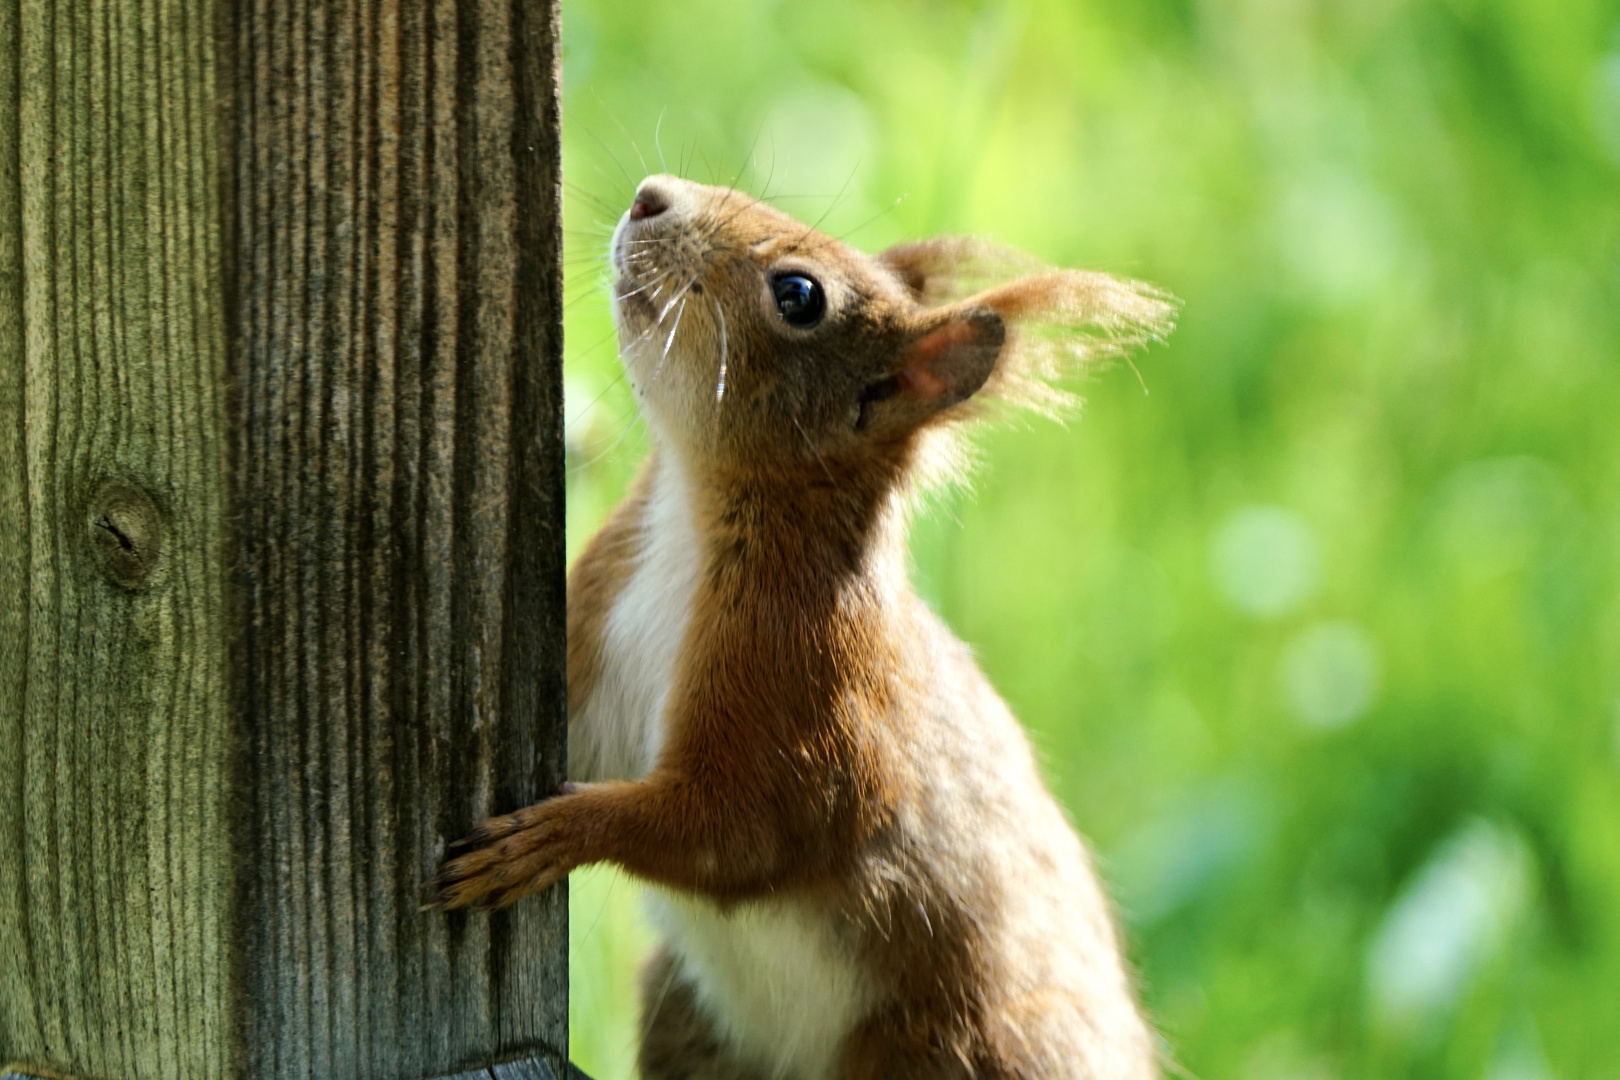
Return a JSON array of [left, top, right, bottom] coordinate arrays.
[[560, 1, 1620, 1076]]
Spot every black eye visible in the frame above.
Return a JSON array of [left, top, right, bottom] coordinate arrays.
[[771, 273, 825, 329]]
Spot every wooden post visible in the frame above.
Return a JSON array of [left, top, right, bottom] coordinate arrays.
[[229, 0, 569, 1073], [0, 0, 236, 1073], [0, 0, 570, 1074]]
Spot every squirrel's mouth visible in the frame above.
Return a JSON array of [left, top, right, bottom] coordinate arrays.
[[609, 212, 669, 332], [612, 274, 659, 329]]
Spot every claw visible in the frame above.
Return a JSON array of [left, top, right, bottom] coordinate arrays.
[[420, 880, 456, 912], [449, 809, 536, 852], [422, 856, 480, 910], [425, 795, 579, 914]]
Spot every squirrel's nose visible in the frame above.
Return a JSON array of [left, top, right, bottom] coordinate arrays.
[[630, 179, 671, 221]]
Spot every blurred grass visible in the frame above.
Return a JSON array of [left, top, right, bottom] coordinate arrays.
[[558, 1, 1620, 1077]]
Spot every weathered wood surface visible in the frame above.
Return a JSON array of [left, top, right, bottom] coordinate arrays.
[[229, 0, 568, 1074], [0, 1059, 589, 1080], [2, 0, 569, 1074], [0, 0, 235, 1076]]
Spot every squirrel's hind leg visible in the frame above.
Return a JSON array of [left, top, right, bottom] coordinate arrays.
[[838, 996, 1158, 1080], [835, 1015, 980, 1080], [638, 946, 770, 1080]]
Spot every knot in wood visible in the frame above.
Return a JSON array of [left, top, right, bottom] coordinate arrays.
[[88, 483, 166, 589]]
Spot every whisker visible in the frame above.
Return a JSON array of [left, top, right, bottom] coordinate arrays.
[[761, 136, 778, 201], [705, 187, 750, 237], [653, 274, 696, 324], [750, 190, 865, 202], [565, 288, 610, 313], [618, 316, 663, 354], [569, 323, 631, 367], [587, 99, 651, 184], [834, 193, 910, 244], [617, 274, 694, 361], [809, 157, 861, 233], [792, 415, 835, 485], [652, 295, 689, 386], [566, 201, 623, 225], [784, 159, 863, 256], [585, 126, 641, 194], [707, 179, 767, 238], [565, 183, 624, 215], [567, 365, 630, 436], [589, 161, 635, 199], [654, 107, 669, 173], [568, 401, 645, 475], [618, 270, 675, 302], [730, 120, 768, 192], [605, 107, 651, 178], [712, 297, 729, 406]]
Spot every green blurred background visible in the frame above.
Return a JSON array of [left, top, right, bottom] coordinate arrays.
[[556, 1, 1620, 1077]]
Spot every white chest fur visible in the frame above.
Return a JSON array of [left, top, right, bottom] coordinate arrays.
[[571, 458, 704, 782], [572, 455, 880, 1079], [646, 892, 879, 1080]]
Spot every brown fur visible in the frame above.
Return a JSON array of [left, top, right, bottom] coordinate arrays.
[[429, 176, 1175, 1078], [566, 463, 652, 720]]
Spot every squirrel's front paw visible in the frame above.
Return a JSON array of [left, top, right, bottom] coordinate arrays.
[[424, 785, 585, 911]]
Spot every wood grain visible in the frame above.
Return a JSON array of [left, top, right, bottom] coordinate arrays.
[[2, 0, 567, 1074], [0, 0, 234, 1077], [0, 1060, 589, 1080], [229, 0, 568, 1075]]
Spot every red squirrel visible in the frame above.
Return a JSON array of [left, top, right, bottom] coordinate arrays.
[[428, 175, 1175, 1079]]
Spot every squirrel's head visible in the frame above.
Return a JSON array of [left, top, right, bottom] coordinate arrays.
[[610, 174, 1174, 494]]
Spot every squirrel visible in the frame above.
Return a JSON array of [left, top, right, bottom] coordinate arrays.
[[428, 174, 1176, 1080]]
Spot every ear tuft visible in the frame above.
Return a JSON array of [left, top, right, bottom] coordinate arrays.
[[878, 237, 1043, 307], [878, 236, 1177, 421], [966, 270, 1178, 416]]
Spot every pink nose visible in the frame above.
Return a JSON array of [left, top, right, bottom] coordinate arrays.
[[629, 182, 670, 221]]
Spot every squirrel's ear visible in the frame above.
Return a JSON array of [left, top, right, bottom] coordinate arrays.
[[878, 240, 948, 301], [877, 237, 1039, 307], [876, 239, 1175, 421], [894, 308, 1006, 407]]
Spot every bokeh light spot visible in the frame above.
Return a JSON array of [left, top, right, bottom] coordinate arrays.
[[1212, 505, 1321, 618], [1366, 820, 1533, 1037], [1275, 170, 1403, 308], [758, 84, 875, 224], [1110, 780, 1269, 925], [1282, 621, 1380, 730]]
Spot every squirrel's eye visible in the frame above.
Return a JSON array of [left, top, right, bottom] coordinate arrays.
[[771, 273, 825, 329]]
